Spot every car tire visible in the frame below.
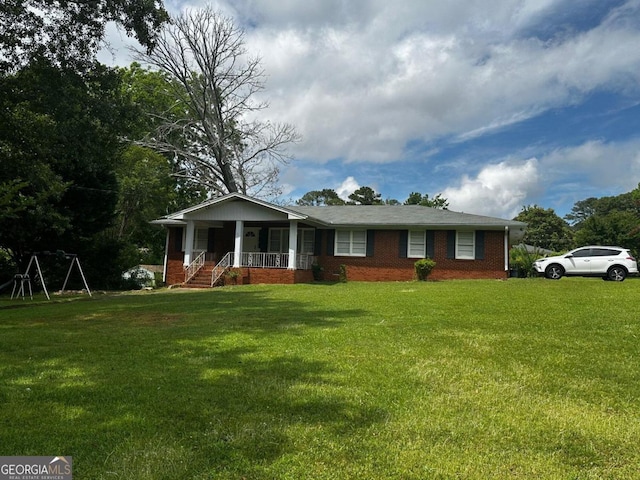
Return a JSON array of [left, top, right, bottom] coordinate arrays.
[[545, 264, 564, 280], [607, 266, 627, 282]]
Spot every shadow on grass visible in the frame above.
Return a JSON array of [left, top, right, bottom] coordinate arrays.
[[0, 288, 386, 478]]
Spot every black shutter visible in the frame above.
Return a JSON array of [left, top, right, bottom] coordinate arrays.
[[399, 230, 408, 258], [426, 230, 435, 258], [366, 230, 375, 257], [446, 230, 456, 259], [326, 229, 335, 256], [258, 228, 269, 252], [475, 230, 485, 260], [314, 229, 322, 256], [175, 227, 183, 252]]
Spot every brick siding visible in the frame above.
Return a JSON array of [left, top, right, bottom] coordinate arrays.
[[164, 226, 508, 286], [315, 230, 507, 281]]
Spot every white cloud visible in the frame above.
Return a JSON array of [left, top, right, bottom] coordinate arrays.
[[442, 159, 540, 218], [238, 0, 640, 163], [336, 176, 361, 200], [540, 139, 640, 192]]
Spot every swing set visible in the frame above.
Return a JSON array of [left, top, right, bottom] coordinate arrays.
[[11, 251, 91, 300]]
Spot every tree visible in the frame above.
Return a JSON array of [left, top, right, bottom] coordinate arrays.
[[0, 59, 135, 285], [0, 0, 168, 72], [133, 7, 299, 198], [567, 185, 640, 256], [348, 186, 383, 205], [297, 189, 346, 206], [513, 205, 573, 252], [404, 192, 449, 209]]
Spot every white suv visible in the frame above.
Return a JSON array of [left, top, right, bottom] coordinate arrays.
[[533, 246, 638, 281]]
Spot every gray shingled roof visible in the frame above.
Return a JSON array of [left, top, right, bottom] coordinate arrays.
[[288, 205, 526, 228]]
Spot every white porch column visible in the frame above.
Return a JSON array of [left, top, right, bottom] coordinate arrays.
[[183, 221, 195, 266], [162, 228, 170, 283], [288, 220, 298, 270], [233, 220, 244, 268]]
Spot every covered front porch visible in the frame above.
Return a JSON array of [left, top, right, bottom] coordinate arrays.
[[154, 195, 320, 287], [185, 250, 317, 287]]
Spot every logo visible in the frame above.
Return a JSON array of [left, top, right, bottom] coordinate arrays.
[[0, 456, 72, 480]]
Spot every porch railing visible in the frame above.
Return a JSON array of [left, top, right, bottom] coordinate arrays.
[[211, 252, 233, 286], [240, 253, 315, 270], [185, 251, 206, 283]]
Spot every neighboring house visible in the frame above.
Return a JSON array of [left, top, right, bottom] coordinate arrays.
[[151, 192, 526, 287]]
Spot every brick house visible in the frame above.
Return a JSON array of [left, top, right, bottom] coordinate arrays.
[[151, 192, 526, 287]]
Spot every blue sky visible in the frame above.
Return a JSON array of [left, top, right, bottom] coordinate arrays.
[[100, 0, 640, 219]]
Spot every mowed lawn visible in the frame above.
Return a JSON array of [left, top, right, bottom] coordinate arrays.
[[1, 279, 639, 479]]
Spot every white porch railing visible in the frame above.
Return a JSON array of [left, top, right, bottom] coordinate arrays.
[[240, 253, 315, 270], [185, 251, 206, 283], [211, 252, 233, 286]]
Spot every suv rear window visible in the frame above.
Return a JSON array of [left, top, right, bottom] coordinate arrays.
[[591, 248, 621, 256]]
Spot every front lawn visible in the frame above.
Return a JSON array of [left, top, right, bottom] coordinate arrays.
[[1, 279, 639, 479]]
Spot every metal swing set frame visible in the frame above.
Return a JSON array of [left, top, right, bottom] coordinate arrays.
[[11, 252, 92, 300]]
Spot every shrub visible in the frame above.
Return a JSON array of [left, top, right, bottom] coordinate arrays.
[[509, 245, 559, 278], [312, 263, 324, 281], [414, 258, 436, 281], [339, 264, 347, 283]]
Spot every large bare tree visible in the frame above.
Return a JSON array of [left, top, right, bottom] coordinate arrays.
[[133, 7, 299, 197]]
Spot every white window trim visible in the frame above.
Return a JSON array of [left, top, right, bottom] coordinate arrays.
[[193, 227, 208, 252], [335, 230, 367, 257], [408, 230, 426, 258], [298, 228, 315, 254], [268, 228, 289, 253], [456, 231, 475, 260]]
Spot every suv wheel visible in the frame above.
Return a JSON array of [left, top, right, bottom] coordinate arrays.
[[607, 266, 627, 282], [545, 264, 564, 280]]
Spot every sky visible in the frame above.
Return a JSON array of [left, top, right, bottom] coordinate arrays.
[[98, 0, 640, 219]]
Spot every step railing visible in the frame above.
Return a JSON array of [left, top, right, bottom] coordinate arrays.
[[211, 252, 234, 286], [185, 251, 206, 283]]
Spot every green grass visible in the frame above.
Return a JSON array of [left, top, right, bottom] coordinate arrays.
[[1, 278, 639, 479]]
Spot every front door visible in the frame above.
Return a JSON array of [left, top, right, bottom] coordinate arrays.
[[244, 227, 261, 252]]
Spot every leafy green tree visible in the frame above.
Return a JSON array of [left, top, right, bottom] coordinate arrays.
[[348, 186, 383, 205], [566, 184, 640, 255], [0, 0, 168, 72], [513, 205, 573, 252], [0, 60, 133, 280], [297, 189, 346, 206], [404, 192, 449, 209]]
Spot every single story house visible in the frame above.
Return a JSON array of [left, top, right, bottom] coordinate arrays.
[[151, 192, 526, 287]]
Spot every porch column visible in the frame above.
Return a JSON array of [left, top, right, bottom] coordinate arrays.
[[162, 228, 170, 283], [233, 220, 244, 268], [184, 221, 195, 266], [288, 220, 298, 270]]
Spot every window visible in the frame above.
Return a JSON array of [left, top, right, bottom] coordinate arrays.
[[408, 231, 426, 258], [269, 228, 315, 254], [456, 231, 475, 259], [193, 228, 208, 251], [269, 228, 289, 253], [335, 230, 366, 256], [298, 229, 315, 254]]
